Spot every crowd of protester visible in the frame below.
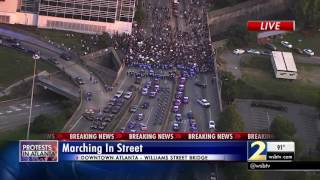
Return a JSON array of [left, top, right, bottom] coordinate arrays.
[[113, 0, 214, 73]]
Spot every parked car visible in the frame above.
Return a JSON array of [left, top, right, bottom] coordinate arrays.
[[281, 41, 293, 48], [233, 49, 245, 55], [265, 43, 277, 51], [303, 49, 315, 56], [261, 50, 272, 56], [197, 99, 211, 107], [247, 49, 260, 55]]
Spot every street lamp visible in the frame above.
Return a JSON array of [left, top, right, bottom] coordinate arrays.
[[26, 54, 38, 140]]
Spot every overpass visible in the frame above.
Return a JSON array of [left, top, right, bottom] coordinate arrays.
[[36, 75, 80, 100]]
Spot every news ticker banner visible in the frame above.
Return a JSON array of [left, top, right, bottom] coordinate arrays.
[[52, 132, 273, 141], [19, 140, 295, 163]]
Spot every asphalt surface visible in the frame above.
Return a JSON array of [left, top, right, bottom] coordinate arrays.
[[0, 28, 109, 132], [0, 98, 62, 132]]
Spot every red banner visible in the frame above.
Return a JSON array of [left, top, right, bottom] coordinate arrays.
[[52, 132, 273, 141], [247, 20, 295, 31]]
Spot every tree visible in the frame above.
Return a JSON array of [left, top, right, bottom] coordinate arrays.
[[97, 32, 112, 49], [294, 0, 320, 28], [217, 105, 244, 131], [227, 25, 255, 47], [221, 71, 236, 104], [31, 115, 56, 133], [270, 116, 296, 140], [134, 3, 145, 26]]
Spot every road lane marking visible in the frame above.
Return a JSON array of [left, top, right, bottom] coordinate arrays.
[[69, 116, 83, 132], [9, 106, 21, 111], [145, 107, 154, 128]]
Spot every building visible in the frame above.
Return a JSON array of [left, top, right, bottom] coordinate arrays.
[[0, 0, 135, 34], [271, 51, 297, 80]]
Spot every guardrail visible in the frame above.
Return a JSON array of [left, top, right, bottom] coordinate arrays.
[[207, 13, 223, 113]]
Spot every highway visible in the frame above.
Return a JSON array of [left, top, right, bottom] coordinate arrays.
[[0, 27, 110, 132], [0, 98, 62, 132]]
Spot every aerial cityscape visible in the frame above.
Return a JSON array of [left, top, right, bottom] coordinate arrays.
[[0, 0, 319, 179]]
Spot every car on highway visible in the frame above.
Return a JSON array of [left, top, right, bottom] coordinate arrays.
[[174, 99, 182, 106], [172, 105, 179, 113], [197, 98, 211, 107], [183, 96, 189, 104], [115, 90, 124, 98], [141, 102, 149, 109], [141, 88, 148, 95], [233, 49, 245, 55], [140, 123, 147, 131], [210, 172, 217, 180], [75, 77, 85, 85], [246, 49, 260, 55], [281, 41, 293, 48], [124, 91, 133, 99], [119, 127, 125, 133], [175, 92, 183, 99], [129, 105, 138, 113], [136, 113, 144, 121], [111, 106, 121, 114], [103, 106, 112, 113], [135, 77, 142, 84], [190, 125, 197, 132], [195, 81, 207, 88], [148, 91, 156, 98], [127, 121, 136, 129], [90, 124, 97, 129], [303, 49, 315, 56], [175, 113, 182, 121], [172, 122, 180, 131], [85, 92, 93, 101], [209, 120, 216, 129]]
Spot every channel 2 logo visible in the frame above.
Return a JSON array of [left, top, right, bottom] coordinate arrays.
[[247, 141, 267, 161]]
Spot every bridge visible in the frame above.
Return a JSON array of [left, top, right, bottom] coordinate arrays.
[[36, 75, 80, 100]]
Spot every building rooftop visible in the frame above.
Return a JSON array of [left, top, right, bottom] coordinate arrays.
[[272, 51, 297, 72], [272, 51, 287, 71]]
